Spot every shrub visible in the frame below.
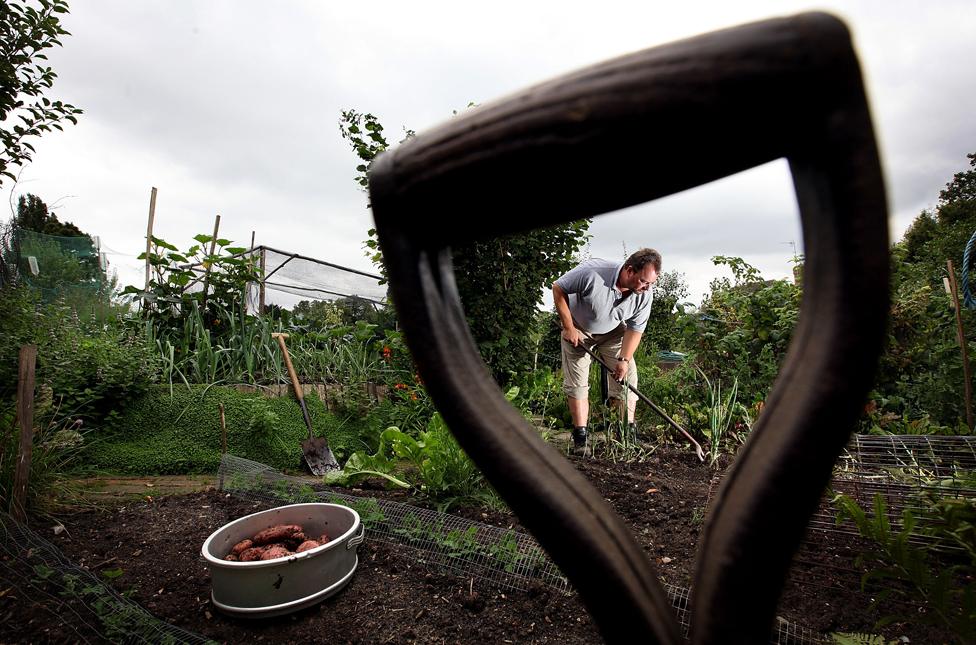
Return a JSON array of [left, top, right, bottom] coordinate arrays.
[[0, 286, 158, 426]]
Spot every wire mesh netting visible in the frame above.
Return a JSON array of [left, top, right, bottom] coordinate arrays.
[[814, 434, 975, 546], [218, 453, 827, 644], [0, 511, 210, 644], [218, 453, 570, 593], [701, 432, 976, 626], [707, 434, 976, 545], [0, 449, 832, 643]]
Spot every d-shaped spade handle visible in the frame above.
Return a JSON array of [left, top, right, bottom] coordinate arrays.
[[369, 12, 888, 644]]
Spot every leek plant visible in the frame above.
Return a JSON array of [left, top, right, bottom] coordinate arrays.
[[698, 367, 740, 468]]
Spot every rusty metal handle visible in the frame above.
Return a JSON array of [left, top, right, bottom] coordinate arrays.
[[370, 12, 888, 644]]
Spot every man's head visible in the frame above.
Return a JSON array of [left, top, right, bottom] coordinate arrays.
[[621, 248, 662, 294]]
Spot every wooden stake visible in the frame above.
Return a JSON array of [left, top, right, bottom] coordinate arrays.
[[10, 345, 37, 522], [946, 259, 974, 430], [143, 187, 158, 312], [248, 232, 257, 313], [218, 402, 227, 490], [259, 247, 267, 315], [200, 214, 221, 312]]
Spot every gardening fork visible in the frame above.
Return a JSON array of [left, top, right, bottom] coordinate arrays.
[[368, 12, 888, 643]]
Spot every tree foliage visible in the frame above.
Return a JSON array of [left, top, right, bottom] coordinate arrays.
[[15, 192, 85, 236], [340, 109, 590, 383], [677, 256, 800, 406], [872, 151, 976, 429], [291, 296, 387, 331], [642, 269, 690, 352], [0, 0, 82, 184]]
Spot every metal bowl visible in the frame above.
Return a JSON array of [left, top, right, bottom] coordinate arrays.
[[201, 502, 364, 618]]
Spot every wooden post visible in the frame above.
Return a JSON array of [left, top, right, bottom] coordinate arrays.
[[946, 260, 974, 430], [218, 403, 227, 490], [143, 187, 158, 312], [259, 247, 267, 315], [10, 345, 37, 522], [248, 232, 257, 313], [200, 214, 221, 312]]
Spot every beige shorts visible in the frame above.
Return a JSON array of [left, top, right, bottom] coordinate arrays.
[[561, 325, 637, 400]]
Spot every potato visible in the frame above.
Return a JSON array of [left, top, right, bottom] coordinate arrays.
[[252, 524, 304, 545], [260, 545, 292, 561], [296, 540, 320, 553], [239, 546, 268, 562]]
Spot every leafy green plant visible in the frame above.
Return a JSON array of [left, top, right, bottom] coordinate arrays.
[[699, 368, 740, 468], [408, 414, 489, 509], [246, 399, 281, 447], [327, 400, 507, 511], [488, 530, 546, 574], [323, 494, 387, 526], [677, 256, 799, 410], [323, 429, 411, 489], [834, 492, 976, 640]]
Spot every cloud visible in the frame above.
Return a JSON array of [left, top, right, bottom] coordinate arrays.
[[3, 0, 974, 309]]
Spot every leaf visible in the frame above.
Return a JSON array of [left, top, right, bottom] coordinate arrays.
[[150, 236, 178, 251], [323, 451, 409, 489], [193, 234, 213, 245], [101, 568, 124, 579]]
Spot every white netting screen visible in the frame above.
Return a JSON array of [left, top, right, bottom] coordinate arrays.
[[244, 246, 386, 312], [180, 245, 386, 312]]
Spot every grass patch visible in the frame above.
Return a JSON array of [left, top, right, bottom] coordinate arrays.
[[86, 385, 368, 474]]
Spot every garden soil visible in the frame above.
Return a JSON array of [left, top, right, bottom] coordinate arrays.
[[5, 444, 952, 644]]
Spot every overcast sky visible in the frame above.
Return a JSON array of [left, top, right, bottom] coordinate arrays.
[[4, 0, 974, 306]]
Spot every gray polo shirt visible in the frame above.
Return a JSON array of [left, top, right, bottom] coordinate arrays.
[[554, 258, 653, 334]]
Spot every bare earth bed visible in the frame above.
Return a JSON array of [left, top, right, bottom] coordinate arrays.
[[3, 445, 947, 643]]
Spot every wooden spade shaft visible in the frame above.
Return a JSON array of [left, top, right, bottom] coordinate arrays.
[[272, 333, 339, 473]]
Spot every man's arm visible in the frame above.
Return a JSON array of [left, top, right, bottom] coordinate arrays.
[[552, 283, 581, 347], [614, 328, 643, 382]]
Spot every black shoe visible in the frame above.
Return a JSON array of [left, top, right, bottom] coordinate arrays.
[[571, 426, 588, 451]]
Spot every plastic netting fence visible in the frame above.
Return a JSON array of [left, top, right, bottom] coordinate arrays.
[[7, 229, 108, 302], [219, 454, 827, 643], [0, 511, 211, 644]]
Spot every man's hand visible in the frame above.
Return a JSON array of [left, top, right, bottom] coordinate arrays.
[[613, 358, 629, 383], [562, 326, 582, 347]]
